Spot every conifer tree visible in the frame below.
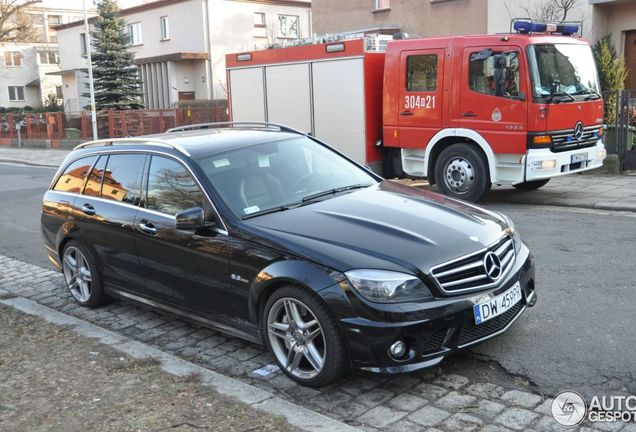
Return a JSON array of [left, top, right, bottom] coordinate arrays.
[[84, 0, 143, 110]]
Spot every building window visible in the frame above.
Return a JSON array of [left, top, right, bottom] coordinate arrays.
[[56, 86, 63, 98], [8, 86, 25, 102], [406, 55, 438, 92], [160, 16, 169, 40], [254, 12, 265, 28], [80, 33, 87, 56], [4, 51, 21, 67], [126, 22, 143, 46], [278, 14, 299, 39], [47, 15, 62, 25], [39, 51, 59, 64], [373, 0, 390, 10]]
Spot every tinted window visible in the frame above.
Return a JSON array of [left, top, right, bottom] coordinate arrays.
[[146, 156, 203, 215], [101, 154, 144, 205], [469, 50, 520, 97], [53, 156, 97, 193], [406, 55, 438, 92], [83, 155, 107, 197]]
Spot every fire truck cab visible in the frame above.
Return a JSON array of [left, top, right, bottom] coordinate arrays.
[[226, 21, 606, 202]]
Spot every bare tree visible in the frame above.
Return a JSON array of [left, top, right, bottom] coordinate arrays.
[[521, 0, 579, 23], [0, 0, 41, 43]]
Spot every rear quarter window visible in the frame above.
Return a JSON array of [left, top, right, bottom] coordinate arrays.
[[53, 156, 97, 193]]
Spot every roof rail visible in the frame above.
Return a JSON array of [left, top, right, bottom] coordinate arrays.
[[165, 121, 307, 136], [73, 137, 191, 156]]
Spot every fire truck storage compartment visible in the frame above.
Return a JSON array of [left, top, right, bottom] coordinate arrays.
[[227, 40, 384, 171]]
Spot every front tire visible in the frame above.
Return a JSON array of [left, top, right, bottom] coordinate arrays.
[[61, 241, 107, 308], [434, 143, 491, 202], [262, 285, 348, 387], [513, 179, 550, 190]]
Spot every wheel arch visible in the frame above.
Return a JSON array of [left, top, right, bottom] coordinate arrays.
[[248, 260, 343, 332], [423, 128, 497, 184]]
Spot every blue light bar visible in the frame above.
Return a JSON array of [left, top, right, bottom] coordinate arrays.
[[513, 20, 579, 36]]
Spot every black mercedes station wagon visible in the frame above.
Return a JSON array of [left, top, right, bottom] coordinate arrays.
[[41, 122, 536, 386]]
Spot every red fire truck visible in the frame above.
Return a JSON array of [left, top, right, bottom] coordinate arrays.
[[226, 21, 607, 201]]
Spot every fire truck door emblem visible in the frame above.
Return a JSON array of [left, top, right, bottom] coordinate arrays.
[[492, 108, 502, 122]]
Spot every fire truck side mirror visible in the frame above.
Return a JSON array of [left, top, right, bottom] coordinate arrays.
[[493, 54, 507, 97]]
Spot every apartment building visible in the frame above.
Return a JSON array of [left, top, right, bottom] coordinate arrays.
[[55, 0, 311, 112], [0, 0, 90, 109]]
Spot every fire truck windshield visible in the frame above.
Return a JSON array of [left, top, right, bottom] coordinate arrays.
[[528, 43, 600, 101]]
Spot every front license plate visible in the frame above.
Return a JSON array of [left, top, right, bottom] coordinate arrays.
[[473, 282, 522, 325], [571, 152, 587, 163]]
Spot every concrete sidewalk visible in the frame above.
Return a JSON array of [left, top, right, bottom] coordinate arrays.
[[0, 147, 69, 168], [1, 147, 635, 212]]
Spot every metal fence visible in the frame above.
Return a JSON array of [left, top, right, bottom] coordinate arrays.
[[603, 89, 636, 170], [0, 106, 229, 143]]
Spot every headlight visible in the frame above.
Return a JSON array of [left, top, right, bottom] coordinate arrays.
[[502, 214, 522, 253], [345, 270, 433, 303]]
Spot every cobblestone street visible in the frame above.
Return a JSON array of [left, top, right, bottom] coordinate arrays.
[[1, 254, 631, 432]]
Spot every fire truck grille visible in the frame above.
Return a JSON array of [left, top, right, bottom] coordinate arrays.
[[430, 235, 515, 294], [551, 125, 600, 152]]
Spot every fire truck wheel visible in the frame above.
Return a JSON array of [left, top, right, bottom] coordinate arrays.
[[435, 144, 491, 202], [513, 179, 550, 190]]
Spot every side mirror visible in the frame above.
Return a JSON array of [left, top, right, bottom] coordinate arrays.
[[175, 207, 205, 230]]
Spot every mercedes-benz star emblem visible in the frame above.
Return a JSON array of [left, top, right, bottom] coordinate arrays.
[[574, 121, 584, 140], [483, 252, 502, 280]]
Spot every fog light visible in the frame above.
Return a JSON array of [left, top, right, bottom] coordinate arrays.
[[532, 159, 556, 170], [389, 340, 407, 359], [597, 149, 607, 161]]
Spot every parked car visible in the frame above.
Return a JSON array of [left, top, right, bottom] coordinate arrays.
[[41, 122, 537, 386]]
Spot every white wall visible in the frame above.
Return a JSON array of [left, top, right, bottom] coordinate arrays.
[[208, 0, 312, 100], [487, 0, 594, 40], [0, 44, 62, 108]]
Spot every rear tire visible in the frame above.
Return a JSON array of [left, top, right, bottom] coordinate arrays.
[[262, 285, 349, 387], [434, 143, 491, 202], [61, 240, 107, 308], [513, 179, 550, 190]]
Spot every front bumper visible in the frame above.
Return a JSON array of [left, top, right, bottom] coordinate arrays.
[[523, 141, 606, 182], [320, 244, 535, 373]]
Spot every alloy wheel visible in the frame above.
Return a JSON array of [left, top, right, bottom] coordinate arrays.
[[267, 297, 326, 379], [62, 246, 93, 303]]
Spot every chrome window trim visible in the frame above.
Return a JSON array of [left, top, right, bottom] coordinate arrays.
[[429, 234, 516, 295], [51, 148, 229, 234]]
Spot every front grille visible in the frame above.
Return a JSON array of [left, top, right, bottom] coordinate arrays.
[[458, 302, 523, 346], [551, 125, 600, 152], [430, 235, 515, 294]]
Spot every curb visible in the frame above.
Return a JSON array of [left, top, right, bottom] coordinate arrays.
[[0, 295, 363, 432], [0, 158, 60, 168], [484, 198, 636, 214]]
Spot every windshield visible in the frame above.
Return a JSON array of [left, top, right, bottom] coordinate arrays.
[[528, 43, 600, 100], [196, 136, 377, 218]]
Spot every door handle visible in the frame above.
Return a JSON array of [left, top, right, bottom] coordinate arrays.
[[138, 221, 157, 236], [399, 111, 414, 116], [461, 112, 477, 118], [81, 204, 96, 216]]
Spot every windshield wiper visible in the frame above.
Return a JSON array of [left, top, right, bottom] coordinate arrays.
[[242, 205, 293, 220], [301, 183, 372, 203], [584, 89, 602, 100], [548, 91, 576, 103]]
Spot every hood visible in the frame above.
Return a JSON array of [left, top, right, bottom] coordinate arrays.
[[545, 99, 604, 131], [242, 181, 509, 275]]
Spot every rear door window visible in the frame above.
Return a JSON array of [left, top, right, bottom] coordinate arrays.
[[145, 156, 203, 215], [53, 156, 97, 193], [83, 155, 107, 197], [100, 154, 145, 205]]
